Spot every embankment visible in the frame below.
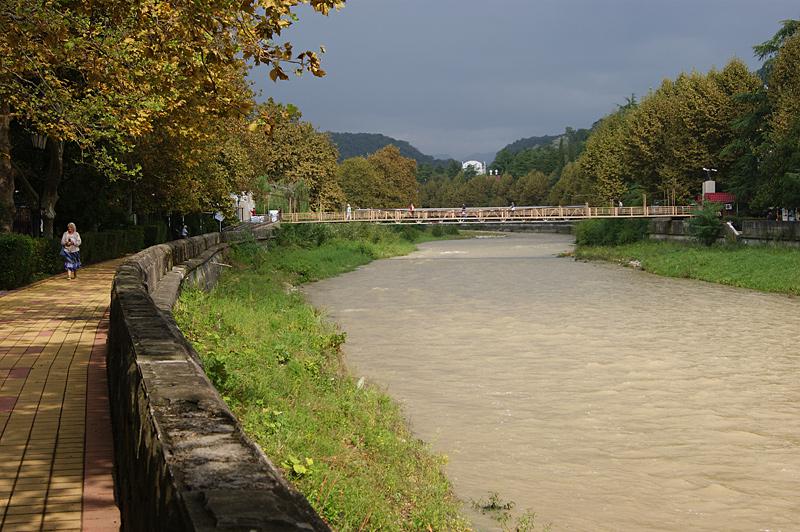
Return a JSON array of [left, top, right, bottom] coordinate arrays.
[[106, 225, 330, 531], [650, 218, 800, 245]]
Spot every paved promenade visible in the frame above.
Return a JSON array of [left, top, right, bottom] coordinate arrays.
[[0, 262, 121, 531]]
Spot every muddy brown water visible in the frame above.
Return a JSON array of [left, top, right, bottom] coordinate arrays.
[[304, 233, 800, 531]]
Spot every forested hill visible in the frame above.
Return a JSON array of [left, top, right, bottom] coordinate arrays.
[[499, 134, 562, 154], [327, 132, 454, 165]]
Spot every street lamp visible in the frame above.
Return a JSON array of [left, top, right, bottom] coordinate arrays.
[[701, 168, 718, 204], [30, 132, 47, 150]]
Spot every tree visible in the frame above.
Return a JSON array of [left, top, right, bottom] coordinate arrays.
[[511, 170, 549, 205], [507, 145, 561, 178], [756, 30, 800, 209], [579, 109, 631, 203], [338, 157, 383, 208], [254, 101, 343, 210], [687, 202, 723, 246], [578, 60, 760, 206], [490, 149, 515, 175], [548, 161, 592, 205], [0, 0, 345, 232], [753, 18, 800, 81], [366, 145, 419, 208]]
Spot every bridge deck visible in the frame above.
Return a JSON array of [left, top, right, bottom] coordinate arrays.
[[283, 205, 694, 224]]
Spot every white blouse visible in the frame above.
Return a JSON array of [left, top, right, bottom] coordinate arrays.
[[61, 231, 82, 252]]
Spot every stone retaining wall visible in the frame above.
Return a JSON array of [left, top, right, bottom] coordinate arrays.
[[468, 222, 574, 234], [649, 218, 800, 246], [107, 224, 330, 531]]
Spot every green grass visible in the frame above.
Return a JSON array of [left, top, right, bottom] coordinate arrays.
[[174, 224, 470, 531], [574, 240, 800, 295]]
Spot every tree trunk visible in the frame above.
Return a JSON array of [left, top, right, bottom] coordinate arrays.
[[0, 102, 14, 233], [41, 138, 63, 237]]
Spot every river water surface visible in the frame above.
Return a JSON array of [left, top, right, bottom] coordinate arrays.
[[305, 233, 800, 531]]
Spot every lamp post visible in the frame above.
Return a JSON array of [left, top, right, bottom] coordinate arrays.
[[701, 167, 717, 204], [31, 132, 47, 150], [28, 132, 48, 236]]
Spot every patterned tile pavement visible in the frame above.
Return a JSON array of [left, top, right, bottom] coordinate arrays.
[[0, 262, 121, 531]]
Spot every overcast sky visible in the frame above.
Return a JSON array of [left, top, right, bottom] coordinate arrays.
[[252, 1, 797, 160]]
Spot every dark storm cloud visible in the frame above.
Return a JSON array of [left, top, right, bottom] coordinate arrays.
[[254, 0, 797, 159]]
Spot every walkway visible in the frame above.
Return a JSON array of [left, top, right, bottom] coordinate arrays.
[[0, 261, 121, 531]]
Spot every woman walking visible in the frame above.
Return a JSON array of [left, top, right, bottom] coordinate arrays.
[[60, 223, 82, 279]]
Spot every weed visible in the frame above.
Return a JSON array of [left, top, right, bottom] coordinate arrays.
[[471, 492, 551, 531], [574, 240, 800, 295], [175, 224, 470, 530]]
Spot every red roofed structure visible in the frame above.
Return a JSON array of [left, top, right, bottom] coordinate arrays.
[[703, 192, 736, 203]]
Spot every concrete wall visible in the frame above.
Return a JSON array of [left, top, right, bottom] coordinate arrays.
[[649, 218, 800, 246], [468, 222, 574, 234], [107, 224, 330, 531], [740, 219, 800, 243]]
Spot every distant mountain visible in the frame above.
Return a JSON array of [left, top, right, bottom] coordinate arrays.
[[499, 134, 562, 155], [327, 132, 455, 166], [462, 152, 496, 164]]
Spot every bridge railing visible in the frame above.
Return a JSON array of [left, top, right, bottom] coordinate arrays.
[[282, 205, 694, 224]]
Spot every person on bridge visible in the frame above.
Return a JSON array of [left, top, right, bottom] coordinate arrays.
[[346, 203, 352, 220], [461, 203, 467, 219], [510, 201, 516, 217], [409, 203, 415, 218]]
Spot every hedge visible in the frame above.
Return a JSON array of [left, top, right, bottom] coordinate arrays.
[[574, 218, 651, 247], [0, 234, 36, 289], [0, 225, 167, 290], [80, 228, 145, 264]]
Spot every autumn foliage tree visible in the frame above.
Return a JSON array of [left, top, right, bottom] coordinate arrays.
[[251, 101, 343, 210], [0, 0, 345, 233], [573, 59, 762, 205], [338, 145, 418, 208]]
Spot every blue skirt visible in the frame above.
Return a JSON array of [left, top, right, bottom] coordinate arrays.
[[60, 249, 81, 271]]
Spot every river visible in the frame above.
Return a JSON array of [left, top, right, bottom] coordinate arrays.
[[304, 233, 800, 531]]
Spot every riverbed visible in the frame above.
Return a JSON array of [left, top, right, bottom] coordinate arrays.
[[305, 233, 800, 531]]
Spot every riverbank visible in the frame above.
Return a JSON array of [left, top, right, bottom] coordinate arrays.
[[574, 240, 800, 295], [174, 224, 470, 530]]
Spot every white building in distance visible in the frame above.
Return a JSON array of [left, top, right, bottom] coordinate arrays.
[[462, 160, 486, 175]]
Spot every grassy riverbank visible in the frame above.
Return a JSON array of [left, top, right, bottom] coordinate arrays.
[[174, 224, 470, 531], [574, 240, 800, 295]]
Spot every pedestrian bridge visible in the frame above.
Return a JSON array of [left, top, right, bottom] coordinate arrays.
[[282, 205, 694, 224]]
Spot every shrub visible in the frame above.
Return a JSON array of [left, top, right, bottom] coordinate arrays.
[[0, 234, 36, 289], [575, 218, 650, 246], [393, 224, 423, 242], [81, 227, 145, 263], [143, 224, 168, 247], [615, 218, 650, 244], [32, 238, 64, 276], [443, 225, 459, 235], [687, 202, 723, 246], [575, 219, 614, 246], [273, 224, 336, 248], [1, 226, 154, 290]]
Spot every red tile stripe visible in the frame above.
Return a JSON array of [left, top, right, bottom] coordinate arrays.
[[82, 311, 120, 531]]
